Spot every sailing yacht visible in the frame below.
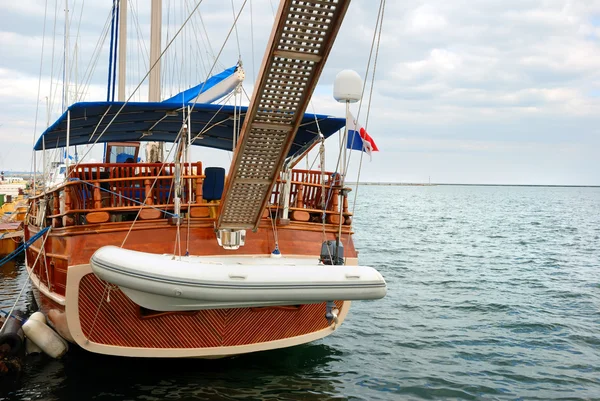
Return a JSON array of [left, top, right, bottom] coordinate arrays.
[[24, 0, 386, 358]]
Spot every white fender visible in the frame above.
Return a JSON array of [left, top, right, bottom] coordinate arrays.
[[29, 312, 46, 324], [25, 337, 43, 355], [22, 319, 68, 359]]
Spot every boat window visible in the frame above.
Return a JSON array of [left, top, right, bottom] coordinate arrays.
[[109, 145, 138, 163]]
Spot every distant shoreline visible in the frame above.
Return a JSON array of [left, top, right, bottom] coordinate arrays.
[[2, 172, 598, 188], [349, 183, 600, 188]]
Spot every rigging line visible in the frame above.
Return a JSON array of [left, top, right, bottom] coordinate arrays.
[[347, 0, 384, 152], [308, 101, 330, 235], [71, 0, 207, 169], [185, 105, 192, 257], [250, 0, 256, 82], [188, 0, 248, 115], [230, 0, 242, 58], [236, 87, 242, 142], [78, 21, 111, 101], [88, 106, 112, 143], [0, 228, 52, 336], [350, 0, 386, 239], [189, 91, 236, 142], [364, 5, 384, 132], [269, 0, 276, 16], [85, 281, 111, 343], [120, 127, 186, 248], [172, 120, 183, 257], [181, 0, 187, 93], [198, 11, 218, 67], [269, 200, 279, 249], [62, 0, 67, 113], [339, 0, 385, 186], [241, 85, 252, 102], [48, 0, 59, 122], [184, 0, 208, 78], [71, 0, 86, 99], [75, 9, 112, 102], [31, 0, 50, 185], [164, 0, 172, 96], [129, 0, 149, 69], [233, 85, 237, 150]]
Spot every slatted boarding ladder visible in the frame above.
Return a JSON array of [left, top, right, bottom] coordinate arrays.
[[217, 0, 350, 231]]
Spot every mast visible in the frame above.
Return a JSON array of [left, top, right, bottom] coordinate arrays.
[[149, 0, 162, 101], [64, 0, 70, 170], [63, 1, 69, 111], [118, 0, 127, 101], [149, 0, 163, 161]]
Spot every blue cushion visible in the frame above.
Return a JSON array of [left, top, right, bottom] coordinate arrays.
[[203, 167, 225, 201], [116, 152, 135, 163]]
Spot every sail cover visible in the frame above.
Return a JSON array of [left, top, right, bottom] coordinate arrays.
[[33, 101, 345, 159], [162, 66, 244, 105]]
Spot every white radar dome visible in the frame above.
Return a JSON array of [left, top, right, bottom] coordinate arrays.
[[333, 70, 363, 103]]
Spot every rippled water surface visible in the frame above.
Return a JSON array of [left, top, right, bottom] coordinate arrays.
[[1, 185, 599, 400]]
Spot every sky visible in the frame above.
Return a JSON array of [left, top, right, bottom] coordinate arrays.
[[1, 0, 599, 185]]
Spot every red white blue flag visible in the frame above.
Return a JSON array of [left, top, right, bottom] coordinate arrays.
[[346, 112, 378, 160]]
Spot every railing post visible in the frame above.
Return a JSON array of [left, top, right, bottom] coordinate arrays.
[[62, 187, 75, 226], [53, 193, 60, 215], [342, 191, 349, 215], [295, 184, 304, 208], [64, 188, 71, 212], [342, 189, 352, 225], [144, 179, 153, 205], [93, 181, 102, 208], [331, 187, 339, 212], [52, 192, 61, 228], [195, 177, 203, 203]]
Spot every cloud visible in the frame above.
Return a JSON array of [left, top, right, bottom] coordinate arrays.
[[0, 0, 599, 185]]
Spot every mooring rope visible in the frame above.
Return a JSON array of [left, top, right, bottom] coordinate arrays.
[[0, 227, 50, 267], [0, 227, 51, 335]]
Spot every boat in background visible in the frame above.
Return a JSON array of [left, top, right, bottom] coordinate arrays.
[[24, 0, 386, 358], [0, 174, 28, 199], [1, 174, 28, 222], [0, 174, 27, 254], [0, 222, 23, 257]]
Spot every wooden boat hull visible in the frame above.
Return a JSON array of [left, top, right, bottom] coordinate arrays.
[[26, 221, 357, 357], [29, 263, 350, 358]]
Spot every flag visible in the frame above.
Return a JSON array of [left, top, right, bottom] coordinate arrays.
[[346, 112, 378, 160]]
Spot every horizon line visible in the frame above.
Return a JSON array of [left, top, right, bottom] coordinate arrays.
[[348, 182, 600, 188], [2, 171, 598, 188]]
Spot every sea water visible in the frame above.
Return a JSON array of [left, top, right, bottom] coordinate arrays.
[[1, 185, 599, 400]]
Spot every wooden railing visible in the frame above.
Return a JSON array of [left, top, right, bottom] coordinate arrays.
[[271, 169, 352, 225], [67, 163, 202, 209], [27, 164, 352, 228]]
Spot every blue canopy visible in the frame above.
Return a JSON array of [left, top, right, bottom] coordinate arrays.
[[33, 101, 346, 158]]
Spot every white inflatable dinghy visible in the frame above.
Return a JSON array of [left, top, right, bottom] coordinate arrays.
[[90, 246, 387, 311]]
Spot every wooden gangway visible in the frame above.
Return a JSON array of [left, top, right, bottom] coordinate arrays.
[[217, 0, 350, 230]]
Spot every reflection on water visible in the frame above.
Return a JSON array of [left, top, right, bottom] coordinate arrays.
[[5, 343, 348, 401], [0, 260, 19, 281]]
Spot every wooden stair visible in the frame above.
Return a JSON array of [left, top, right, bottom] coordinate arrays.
[[217, 0, 350, 230]]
